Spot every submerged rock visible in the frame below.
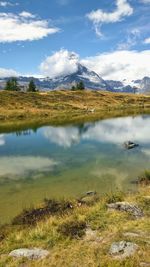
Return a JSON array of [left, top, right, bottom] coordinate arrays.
[[107, 202, 144, 218], [9, 248, 49, 260], [109, 241, 138, 259]]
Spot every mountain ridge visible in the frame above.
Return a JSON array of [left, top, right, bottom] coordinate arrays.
[[0, 63, 149, 94]]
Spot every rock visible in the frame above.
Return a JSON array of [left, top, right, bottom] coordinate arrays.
[[107, 202, 144, 218], [109, 241, 138, 259], [9, 248, 49, 260], [124, 141, 139, 150], [77, 192, 98, 206], [83, 227, 103, 243]]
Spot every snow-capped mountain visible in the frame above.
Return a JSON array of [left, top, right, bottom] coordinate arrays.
[[133, 77, 150, 94], [0, 64, 150, 94], [0, 63, 109, 91]]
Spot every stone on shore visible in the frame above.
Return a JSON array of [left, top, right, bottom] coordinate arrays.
[[109, 241, 138, 259], [107, 202, 144, 218], [9, 248, 49, 260]]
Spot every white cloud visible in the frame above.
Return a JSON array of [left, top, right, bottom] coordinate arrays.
[[87, 0, 133, 36], [140, 0, 150, 3], [144, 37, 150, 44], [19, 11, 35, 18], [0, 67, 18, 78], [40, 49, 79, 78], [0, 12, 59, 42], [117, 28, 141, 50], [0, 1, 15, 7], [81, 50, 150, 81]]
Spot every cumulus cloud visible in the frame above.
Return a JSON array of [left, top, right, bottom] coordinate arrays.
[[87, 0, 133, 36], [19, 11, 35, 18], [0, 67, 18, 78], [144, 37, 150, 44], [0, 12, 59, 42], [0, 1, 16, 7], [40, 49, 79, 78], [81, 50, 150, 81], [140, 0, 150, 3]]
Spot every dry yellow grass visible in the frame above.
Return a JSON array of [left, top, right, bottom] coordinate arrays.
[[0, 90, 150, 131], [0, 186, 149, 267]]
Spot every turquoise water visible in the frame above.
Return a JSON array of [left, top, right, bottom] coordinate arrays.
[[0, 115, 150, 223]]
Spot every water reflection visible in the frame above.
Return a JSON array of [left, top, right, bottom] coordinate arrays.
[[0, 134, 5, 146], [43, 116, 150, 147], [0, 115, 150, 223], [0, 156, 58, 180]]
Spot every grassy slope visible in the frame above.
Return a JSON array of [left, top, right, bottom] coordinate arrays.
[[0, 186, 149, 267], [0, 90, 150, 129]]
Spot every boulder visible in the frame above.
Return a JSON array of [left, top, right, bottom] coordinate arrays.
[[109, 241, 138, 259], [124, 141, 139, 150], [9, 248, 49, 260], [107, 202, 144, 218]]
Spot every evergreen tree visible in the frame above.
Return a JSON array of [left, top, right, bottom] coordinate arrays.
[[76, 81, 85, 90], [27, 80, 37, 92], [5, 77, 20, 91], [71, 81, 85, 91]]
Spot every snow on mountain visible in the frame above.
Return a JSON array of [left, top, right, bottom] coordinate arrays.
[[0, 63, 150, 94]]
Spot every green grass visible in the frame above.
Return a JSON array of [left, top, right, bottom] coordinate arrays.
[[0, 186, 149, 267]]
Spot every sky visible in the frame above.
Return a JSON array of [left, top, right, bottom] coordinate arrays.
[[0, 0, 150, 81]]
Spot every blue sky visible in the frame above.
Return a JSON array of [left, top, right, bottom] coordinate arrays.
[[0, 0, 150, 81]]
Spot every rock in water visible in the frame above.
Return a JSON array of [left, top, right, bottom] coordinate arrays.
[[9, 248, 49, 260], [110, 241, 138, 259], [107, 202, 144, 218], [124, 141, 139, 150]]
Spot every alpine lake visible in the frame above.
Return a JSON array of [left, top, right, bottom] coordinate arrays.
[[0, 114, 150, 224]]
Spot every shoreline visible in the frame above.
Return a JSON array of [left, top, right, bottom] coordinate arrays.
[[0, 90, 150, 132], [0, 184, 149, 266]]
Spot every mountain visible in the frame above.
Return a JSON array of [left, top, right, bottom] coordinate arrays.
[[0, 64, 149, 94], [106, 80, 134, 93], [133, 77, 150, 94]]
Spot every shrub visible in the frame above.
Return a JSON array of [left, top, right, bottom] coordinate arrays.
[[58, 219, 86, 238]]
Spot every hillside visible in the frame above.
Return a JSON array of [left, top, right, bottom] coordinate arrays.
[[0, 90, 150, 129]]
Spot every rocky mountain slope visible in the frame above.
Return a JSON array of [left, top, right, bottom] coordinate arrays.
[[0, 64, 149, 94]]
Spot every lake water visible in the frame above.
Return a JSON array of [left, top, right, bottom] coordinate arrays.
[[0, 115, 150, 223]]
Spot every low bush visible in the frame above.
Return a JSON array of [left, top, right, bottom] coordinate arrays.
[[58, 219, 86, 238]]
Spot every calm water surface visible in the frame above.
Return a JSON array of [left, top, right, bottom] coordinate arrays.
[[0, 115, 150, 223]]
